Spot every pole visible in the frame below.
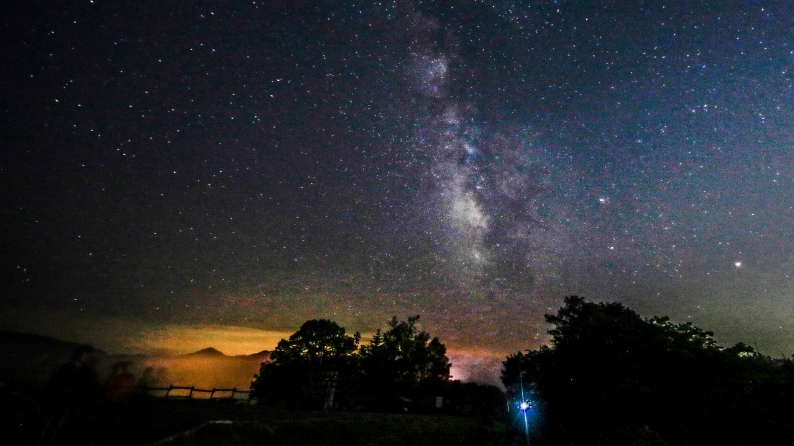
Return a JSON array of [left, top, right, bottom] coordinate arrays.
[[520, 374, 530, 446]]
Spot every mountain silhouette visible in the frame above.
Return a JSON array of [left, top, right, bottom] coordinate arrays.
[[0, 331, 109, 394], [0, 331, 274, 393], [183, 347, 226, 357], [242, 350, 272, 359]]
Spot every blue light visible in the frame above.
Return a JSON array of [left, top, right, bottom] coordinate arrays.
[[517, 375, 533, 443]]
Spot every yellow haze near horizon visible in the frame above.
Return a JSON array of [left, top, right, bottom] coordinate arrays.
[[136, 325, 293, 356], [130, 324, 504, 388]]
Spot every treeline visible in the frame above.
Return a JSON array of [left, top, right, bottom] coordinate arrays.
[[251, 316, 504, 414], [502, 296, 794, 446]]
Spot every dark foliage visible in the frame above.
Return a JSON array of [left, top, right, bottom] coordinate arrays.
[[250, 319, 359, 408], [357, 315, 451, 410], [441, 381, 507, 416], [502, 296, 794, 446], [251, 316, 456, 412]]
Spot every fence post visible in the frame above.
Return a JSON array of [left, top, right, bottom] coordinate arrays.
[[231, 388, 237, 399], [165, 384, 173, 399], [189, 386, 194, 399]]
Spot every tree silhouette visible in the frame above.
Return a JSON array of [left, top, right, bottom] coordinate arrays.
[[269, 319, 359, 365], [502, 296, 794, 446], [251, 319, 359, 407], [357, 316, 451, 410], [252, 316, 455, 412]]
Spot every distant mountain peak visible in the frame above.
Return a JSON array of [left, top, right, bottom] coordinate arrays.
[[185, 347, 226, 357], [246, 350, 272, 358]]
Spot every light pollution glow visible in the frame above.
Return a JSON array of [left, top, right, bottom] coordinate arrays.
[[134, 326, 505, 388], [137, 325, 505, 385], [0, 310, 515, 386], [136, 325, 293, 356]]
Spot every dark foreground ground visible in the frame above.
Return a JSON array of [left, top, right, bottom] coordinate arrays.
[[166, 413, 520, 446], [9, 399, 523, 446]]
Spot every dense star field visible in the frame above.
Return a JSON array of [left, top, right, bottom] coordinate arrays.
[[2, 1, 793, 379]]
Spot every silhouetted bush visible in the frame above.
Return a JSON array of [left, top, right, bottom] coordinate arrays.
[[251, 316, 455, 412], [502, 296, 794, 446]]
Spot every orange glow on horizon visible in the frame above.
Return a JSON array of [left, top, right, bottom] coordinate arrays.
[[446, 348, 506, 386], [135, 324, 293, 356]]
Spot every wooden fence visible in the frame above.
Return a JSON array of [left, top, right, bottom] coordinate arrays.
[[137, 385, 251, 400]]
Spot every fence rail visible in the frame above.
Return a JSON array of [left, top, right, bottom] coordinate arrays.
[[134, 385, 251, 400]]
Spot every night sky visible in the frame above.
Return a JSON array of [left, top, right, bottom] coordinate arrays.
[[2, 0, 793, 379]]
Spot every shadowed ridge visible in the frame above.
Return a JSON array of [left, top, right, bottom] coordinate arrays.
[[182, 347, 226, 357], [243, 350, 271, 359]]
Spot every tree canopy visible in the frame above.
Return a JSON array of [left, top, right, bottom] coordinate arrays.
[[358, 315, 451, 409], [502, 296, 794, 446], [269, 319, 359, 366], [250, 319, 359, 406], [362, 316, 450, 384], [251, 315, 454, 411]]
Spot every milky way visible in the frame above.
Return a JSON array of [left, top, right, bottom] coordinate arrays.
[[389, 6, 581, 296], [2, 1, 794, 378]]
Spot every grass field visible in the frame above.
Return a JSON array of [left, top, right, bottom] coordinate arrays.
[[166, 414, 523, 446]]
